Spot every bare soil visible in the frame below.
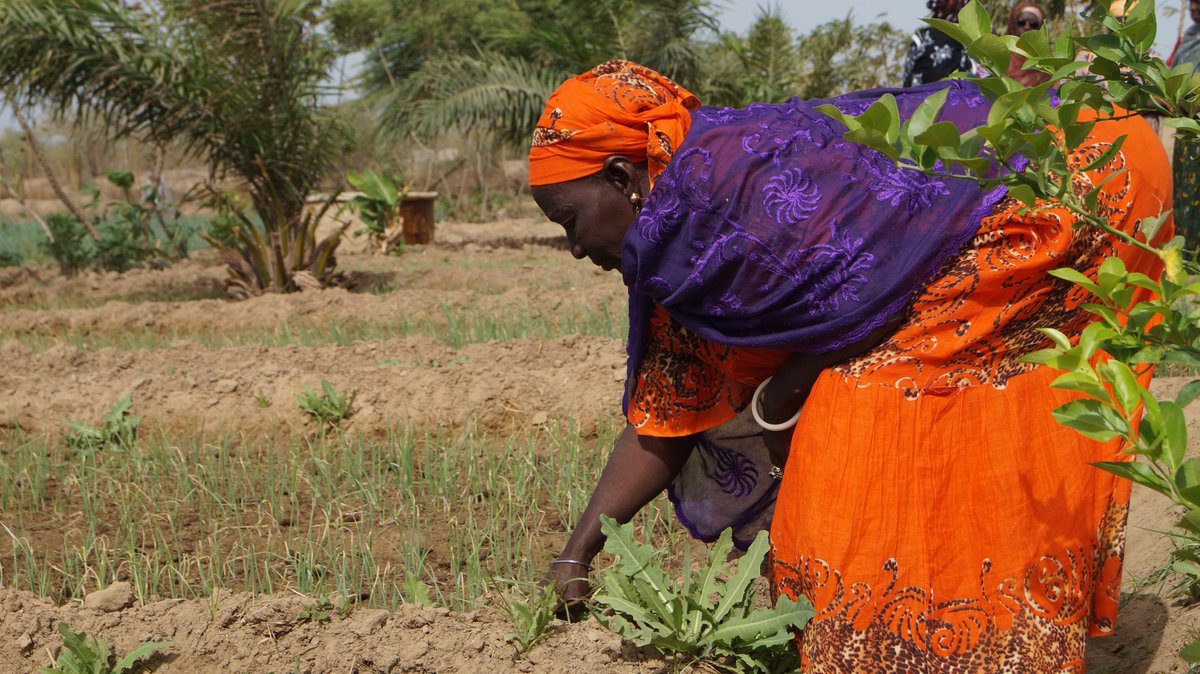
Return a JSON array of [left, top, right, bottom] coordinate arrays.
[[0, 219, 1198, 673]]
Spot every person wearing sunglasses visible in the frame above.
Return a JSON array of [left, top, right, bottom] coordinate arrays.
[[1004, 2, 1052, 86]]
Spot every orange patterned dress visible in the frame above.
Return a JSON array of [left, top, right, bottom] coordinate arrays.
[[628, 113, 1171, 671]]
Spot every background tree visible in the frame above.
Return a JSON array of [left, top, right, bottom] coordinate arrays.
[[0, 0, 348, 298]]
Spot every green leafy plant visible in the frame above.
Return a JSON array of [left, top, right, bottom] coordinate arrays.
[[592, 516, 813, 673], [296, 379, 356, 427], [40, 213, 93, 277], [299, 598, 333, 624], [345, 169, 406, 255], [65, 396, 141, 454], [39, 621, 170, 674], [36, 169, 195, 276], [500, 580, 560, 653], [817, 0, 1200, 662]]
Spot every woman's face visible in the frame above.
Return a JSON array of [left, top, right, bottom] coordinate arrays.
[[531, 171, 638, 272], [1013, 8, 1044, 35], [1192, 0, 1200, 23]]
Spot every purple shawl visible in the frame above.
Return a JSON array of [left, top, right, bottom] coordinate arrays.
[[621, 80, 1013, 409]]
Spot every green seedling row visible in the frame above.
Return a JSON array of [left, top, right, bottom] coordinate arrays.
[[0, 418, 686, 612]]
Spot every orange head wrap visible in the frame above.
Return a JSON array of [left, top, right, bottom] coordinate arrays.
[[528, 59, 700, 187]]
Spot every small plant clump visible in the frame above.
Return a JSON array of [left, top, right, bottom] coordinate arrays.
[[592, 517, 813, 674], [65, 396, 141, 454], [39, 621, 170, 674], [296, 379, 356, 427], [500, 581, 561, 653]]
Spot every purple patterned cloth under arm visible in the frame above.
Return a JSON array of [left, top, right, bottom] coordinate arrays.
[[622, 81, 1019, 548]]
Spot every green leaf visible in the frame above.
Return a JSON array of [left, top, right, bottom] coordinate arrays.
[[924, 18, 972, 50], [815, 104, 859, 132], [598, 516, 678, 625], [987, 88, 1032, 129], [1094, 460, 1170, 492], [845, 127, 899, 160], [706, 594, 814, 645], [907, 88, 949, 139], [1052, 399, 1126, 442], [971, 34, 1012, 75], [698, 529, 735, 607], [1175, 458, 1200, 506], [112, 640, 172, 674], [1098, 360, 1140, 412], [1079, 135, 1126, 172], [913, 121, 962, 148], [956, 0, 990, 42], [1050, 371, 1110, 401], [1015, 26, 1050, 60], [1178, 380, 1200, 409], [1047, 268, 1101, 294], [713, 529, 771, 623], [1160, 400, 1189, 472]]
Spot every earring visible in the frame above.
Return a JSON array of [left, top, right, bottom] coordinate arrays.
[[629, 192, 644, 214]]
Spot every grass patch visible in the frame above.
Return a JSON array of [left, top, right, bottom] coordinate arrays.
[[0, 419, 688, 612], [1, 302, 628, 352]]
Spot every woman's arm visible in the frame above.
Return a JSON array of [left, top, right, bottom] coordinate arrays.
[[758, 315, 906, 464], [553, 423, 696, 608]]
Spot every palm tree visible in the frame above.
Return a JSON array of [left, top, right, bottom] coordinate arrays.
[[0, 0, 347, 298], [375, 0, 721, 148]]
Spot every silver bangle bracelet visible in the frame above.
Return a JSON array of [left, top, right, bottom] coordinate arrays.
[[751, 376, 802, 432], [550, 559, 592, 570]]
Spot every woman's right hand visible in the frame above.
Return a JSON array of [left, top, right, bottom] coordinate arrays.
[[550, 561, 592, 620]]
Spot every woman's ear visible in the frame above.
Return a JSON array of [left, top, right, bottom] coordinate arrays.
[[601, 156, 636, 195]]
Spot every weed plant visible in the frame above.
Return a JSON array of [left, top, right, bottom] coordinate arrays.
[[296, 379, 356, 426], [39, 622, 170, 674], [593, 517, 811, 674], [0, 418, 687, 613]]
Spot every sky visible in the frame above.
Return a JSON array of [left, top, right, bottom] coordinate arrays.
[[0, 1, 1190, 131]]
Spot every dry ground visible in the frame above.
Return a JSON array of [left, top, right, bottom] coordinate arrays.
[[0, 220, 1197, 672]]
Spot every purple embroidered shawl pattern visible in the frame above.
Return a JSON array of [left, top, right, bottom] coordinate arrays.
[[622, 80, 1010, 372], [622, 81, 1017, 548]]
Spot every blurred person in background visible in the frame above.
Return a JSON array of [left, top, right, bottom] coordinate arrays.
[[1005, 2, 1052, 85], [902, 0, 983, 86]]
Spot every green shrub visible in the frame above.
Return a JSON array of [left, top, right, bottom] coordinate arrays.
[[41, 213, 93, 277]]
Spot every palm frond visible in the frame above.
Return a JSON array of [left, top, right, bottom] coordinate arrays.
[[387, 54, 567, 148]]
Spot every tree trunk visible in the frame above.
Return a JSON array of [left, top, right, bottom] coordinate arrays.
[[10, 102, 99, 240]]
